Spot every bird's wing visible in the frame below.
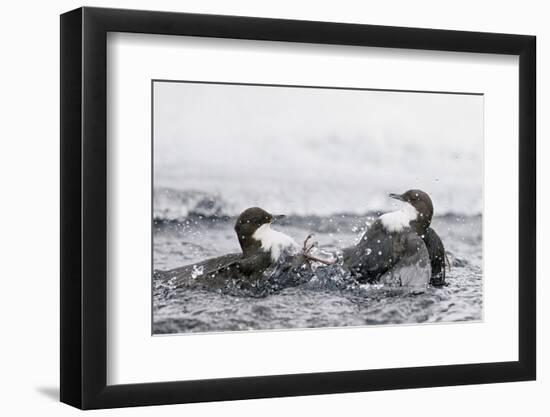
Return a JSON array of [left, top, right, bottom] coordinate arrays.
[[155, 251, 278, 291], [343, 220, 404, 282], [230, 252, 273, 276], [155, 253, 243, 287]]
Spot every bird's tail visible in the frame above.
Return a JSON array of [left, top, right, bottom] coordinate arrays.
[[445, 251, 452, 272]]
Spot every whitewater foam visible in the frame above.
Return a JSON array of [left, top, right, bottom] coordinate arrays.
[[153, 187, 482, 222]]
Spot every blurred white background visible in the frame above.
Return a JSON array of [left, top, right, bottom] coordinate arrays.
[[0, 0, 545, 416], [154, 81, 483, 216]]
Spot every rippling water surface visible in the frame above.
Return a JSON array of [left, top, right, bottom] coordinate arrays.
[[153, 214, 482, 334]]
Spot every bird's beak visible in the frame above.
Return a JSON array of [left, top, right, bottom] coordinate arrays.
[[389, 193, 405, 202], [272, 214, 286, 222]]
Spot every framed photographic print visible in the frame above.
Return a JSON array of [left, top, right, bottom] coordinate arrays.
[[60, 6, 536, 409]]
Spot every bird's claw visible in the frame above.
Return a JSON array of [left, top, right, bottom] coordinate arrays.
[[302, 234, 315, 254], [301, 233, 336, 266]]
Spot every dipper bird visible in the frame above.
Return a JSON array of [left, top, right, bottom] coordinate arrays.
[[343, 190, 447, 288], [156, 207, 320, 292]]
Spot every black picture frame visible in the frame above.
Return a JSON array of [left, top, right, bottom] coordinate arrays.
[[60, 6, 536, 410]]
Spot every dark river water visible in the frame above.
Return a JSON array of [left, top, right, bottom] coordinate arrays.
[[153, 214, 482, 334]]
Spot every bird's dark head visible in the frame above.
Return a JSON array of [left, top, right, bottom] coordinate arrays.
[[389, 189, 434, 231], [234, 207, 285, 256]]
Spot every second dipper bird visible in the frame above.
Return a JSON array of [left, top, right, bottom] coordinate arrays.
[[343, 189, 447, 288]]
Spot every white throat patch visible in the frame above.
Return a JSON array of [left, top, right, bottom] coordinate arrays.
[[252, 223, 299, 261], [379, 203, 418, 233]]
